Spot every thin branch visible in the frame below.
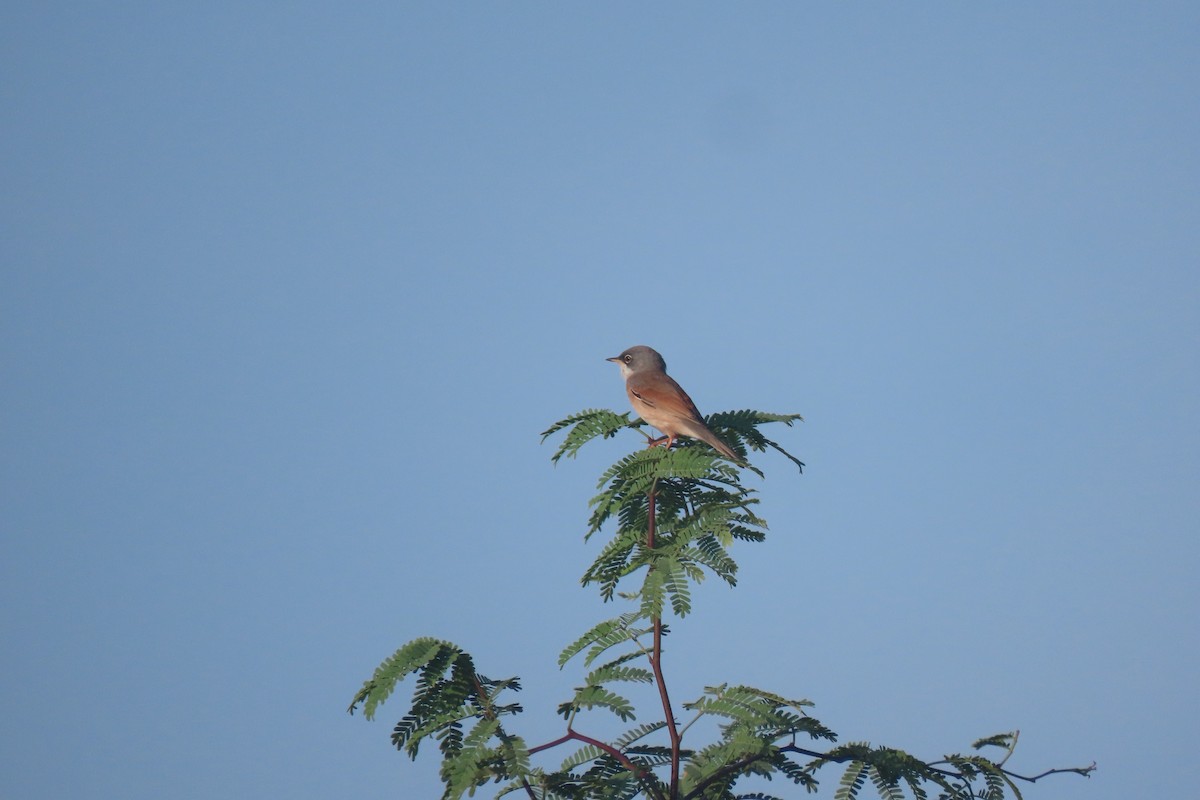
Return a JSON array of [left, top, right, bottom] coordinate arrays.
[[526, 729, 667, 800], [996, 729, 1019, 767], [681, 752, 762, 800], [646, 486, 684, 799], [782, 743, 1097, 784], [526, 732, 574, 756], [651, 621, 681, 798], [676, 708, 706, 739], [1004, 762, 1098, 782]]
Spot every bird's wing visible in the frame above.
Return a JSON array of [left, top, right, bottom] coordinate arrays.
[[627, 373, 705, 422]]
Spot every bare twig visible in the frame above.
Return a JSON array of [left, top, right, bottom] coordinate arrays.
[[1006, 762, 1098, 782], [997, 729, 1019, 767], [782, 743, 1097, 784]]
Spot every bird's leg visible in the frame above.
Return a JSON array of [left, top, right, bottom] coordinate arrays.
[[645, 434, 675, 450]]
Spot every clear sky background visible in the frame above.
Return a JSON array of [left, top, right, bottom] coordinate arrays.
[[3, 4, 1197, 799]]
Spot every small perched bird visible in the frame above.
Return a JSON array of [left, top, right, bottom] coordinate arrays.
[[607, 345, 740, 462]]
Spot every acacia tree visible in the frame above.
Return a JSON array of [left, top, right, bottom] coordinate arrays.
[[349, 408, 1094, 799]]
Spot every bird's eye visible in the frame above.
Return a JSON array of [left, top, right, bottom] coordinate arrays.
[[623, 354, 633, 363]]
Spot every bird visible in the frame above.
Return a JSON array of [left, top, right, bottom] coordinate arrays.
[[607, 345, 741, 462]]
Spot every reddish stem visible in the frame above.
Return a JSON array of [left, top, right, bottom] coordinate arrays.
[[647, 487, 682, 798], [528, 729, 663, 799]]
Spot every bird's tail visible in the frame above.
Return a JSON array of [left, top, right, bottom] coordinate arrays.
[[696, 426, 742, 463]]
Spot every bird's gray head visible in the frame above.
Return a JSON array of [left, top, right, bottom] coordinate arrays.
[[607, 345, 668, 378]]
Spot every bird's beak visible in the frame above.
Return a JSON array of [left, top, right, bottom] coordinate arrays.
[[606, 356, 621, 363]]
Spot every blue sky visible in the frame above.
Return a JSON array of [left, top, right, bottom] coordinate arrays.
[[3, 3, 1197, 798]]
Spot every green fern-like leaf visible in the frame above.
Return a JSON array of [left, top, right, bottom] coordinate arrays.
[[684, 535, 739, 586], [496, 731, 530, 778], [729, 522, 767, 542], [557, 742, 607, 772], [653, 445, 727, 480], [981, 767, 1007, 800], [734, 686, 815, 713], [998, 770, 1024, 800], [868, 764, 906, 800], [585, 622, 656, 668], [580, 527, 645, 599], [394, 701, 478, 757], [440, 742, 500, 799], [660, 556, 694, 617], [586, 649, 656, 678], [639, 561, 667, 619], [942, 754, 979, 781], [348, 637, 459, 720], [588, 460, 657, 534], [835, 760, 869, 800], [583, 664, 654, 687], [575, 752, 649, 800], [706, 410, 805, 472], [972, 732, 1016, 751], [772, 753, 821, 789], [680, 727, 775, 797], [613, 721, 667, 749], [565, 685, 636, 721], [558, 613, 640, 668], [541, 408, 635, 463], [684, 685, 821, 735], [556, 611, 653, 671]]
